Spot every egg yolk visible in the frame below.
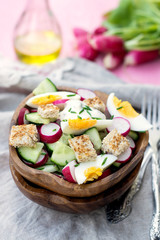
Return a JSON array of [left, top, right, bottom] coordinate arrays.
[[113, 96, 139, 118], [32, 95, 62, 105], [68, 118, 97, 130], [84, 167, 102, 182]]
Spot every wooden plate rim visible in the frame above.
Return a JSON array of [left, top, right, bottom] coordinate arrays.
[[9, 86, 149, 197]]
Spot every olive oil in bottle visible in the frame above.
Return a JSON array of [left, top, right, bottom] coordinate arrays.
[[14, 0, 62, 65]]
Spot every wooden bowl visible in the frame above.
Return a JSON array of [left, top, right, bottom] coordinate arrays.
[[10, 157, 142, 214], [9, 87, 149, 198]]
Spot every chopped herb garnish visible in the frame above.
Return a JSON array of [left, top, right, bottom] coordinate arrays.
[[41, 152, 46, 155], [86, 110, 92, 116], [84, 106, 92, 111], [62, 119, 67, 122], [74, 163, 80, 167], [102, 157, 108, 166], [116, 106, 123, 110], [68, 108, 76, 114], [70, 134, 74, 138], [92, 117, 102, 120], [79, 108, 84, 114], [77, 115, 82, 120], [110, 115, 114, 120], [65, 160, 68, 165], [52, 129, 56, 132], [48, 95, 50, 99], [67, 94, 76, 97]]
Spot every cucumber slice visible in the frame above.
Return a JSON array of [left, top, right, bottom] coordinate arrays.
[[128, 130, 139, 141], [51, 142, 76, 166], [37, 165, 58, 172], [33, 78, 57, 95], [84, 127, 101, 150], [45, 158, 54, 165], [46, 133, 72, 152], [17, 142, 44, 164], [112, 161, 121, 168], [25, 112, 50, 125], [99, 129, 108, 140]]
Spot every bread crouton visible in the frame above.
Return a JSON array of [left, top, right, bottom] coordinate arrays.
[[69, 135, 97, 163], [9, 124, 38, 148], [101, 129, 130, 156], [83, 96, 105, 113], [38, 103, 59, 119]]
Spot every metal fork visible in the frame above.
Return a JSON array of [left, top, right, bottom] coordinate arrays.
[[105, 96, 153, 223], [143, 94, 160, 240]]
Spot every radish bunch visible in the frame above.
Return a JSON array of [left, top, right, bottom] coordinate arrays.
[[73, 26, 159, 69]]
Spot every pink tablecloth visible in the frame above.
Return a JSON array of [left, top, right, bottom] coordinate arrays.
[[1, 0, 160, 85]]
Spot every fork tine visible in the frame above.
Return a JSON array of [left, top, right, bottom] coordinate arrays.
[[147, 95, 152, 124], [152, 95, 157, 128], [141, 94, 146, 116]]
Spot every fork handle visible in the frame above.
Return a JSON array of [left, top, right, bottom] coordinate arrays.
[[106, 147, 152, 223], [150, 151, 160, 240]]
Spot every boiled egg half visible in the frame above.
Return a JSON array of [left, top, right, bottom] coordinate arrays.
[[61, 118, 112, 135], [75, 154, 117, 184], [26, 92, 80, 108], [107, 93, 152, 132]]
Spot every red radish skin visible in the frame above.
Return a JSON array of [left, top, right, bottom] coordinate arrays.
[[78, 40, 98, 61], [30, 109, 37, 113], [22, 150, 48, 168], [107, 117, 131, 137], [124, 50, 159, 66], [103, 52, 126, 70], [62, 160, 77, 183], [77, 88, 96, 100], [126, 136, 135, 150], [92, 26, 107, 36], [53, 99, 69, 110], [18, 108, 30, 125], [90, 35, 124, 53], [40, 123, 62, 143], [116, 148, 132, 163], [98, 168, 111, 180], [73, 28, 88, 38]]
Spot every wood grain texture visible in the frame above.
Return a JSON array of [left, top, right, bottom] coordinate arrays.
[[10, 157, 142, 214], [9, 87, 149, 198]]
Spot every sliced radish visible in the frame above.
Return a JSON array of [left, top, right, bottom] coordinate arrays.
[[77, 88, 96, 100], [98, 168, 111, 180], [22, 149, 48, 168], [62, 160, 77, 183], [107, 117, 131, 137], [30, 109, 37, 113], [116, 148, 132, 163], [53, 99, 69, 110], [18, 108, 30, 125], [126, 136, 135, 150], [40, 123, 62, 143]]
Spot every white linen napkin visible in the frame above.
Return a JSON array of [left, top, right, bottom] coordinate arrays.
[[0, 56, 154, 240]]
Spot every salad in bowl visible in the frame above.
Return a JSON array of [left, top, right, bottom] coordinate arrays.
[[9, 78, 151, 195]]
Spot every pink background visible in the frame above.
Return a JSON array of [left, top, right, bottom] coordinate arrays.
[[1, 0, 160, 85]]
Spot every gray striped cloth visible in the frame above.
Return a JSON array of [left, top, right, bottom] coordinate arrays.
[[0, 56, 153, 240]]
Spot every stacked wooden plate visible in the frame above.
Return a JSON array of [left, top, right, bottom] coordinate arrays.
[[9, 87, 149, 213]]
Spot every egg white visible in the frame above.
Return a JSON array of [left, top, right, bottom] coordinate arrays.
[[61, 119, 112, 135], [26, 92, 80, 108], [75, 154, 117, 184], [107, 93, 152, 132]]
